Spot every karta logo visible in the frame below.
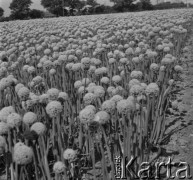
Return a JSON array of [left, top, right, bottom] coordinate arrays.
[[114, 156, 192, 179]]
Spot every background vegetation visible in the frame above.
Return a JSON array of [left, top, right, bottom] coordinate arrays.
[[0, 0, 192, 22]]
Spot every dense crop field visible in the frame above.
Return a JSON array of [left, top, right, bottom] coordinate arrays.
[[0, 9, 193, 180]]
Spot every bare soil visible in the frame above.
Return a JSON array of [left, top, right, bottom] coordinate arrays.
[[159, 31, 193, 180]]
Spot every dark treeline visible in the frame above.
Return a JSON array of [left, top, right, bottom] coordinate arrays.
[[0, 0, 192, 22]]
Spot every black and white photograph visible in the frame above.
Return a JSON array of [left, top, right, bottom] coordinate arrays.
[[0, 0, 193, 179]]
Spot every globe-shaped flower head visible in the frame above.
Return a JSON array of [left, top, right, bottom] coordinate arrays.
[[53, 161, 66, 174], [117, 99, 135, 115], [112, 75, 122, 84], [111, 95, 124, 104], [0, 106, 15, 122], [17, 87, 30, 101], [150, 63, 159, 72], [23, 112, 37, 125], [13, 143, 33, 165], [47, 88, 60, 101], [81, 57, 91, 69], [94, 111, 110, 125], [174, 65, 183, 73], [100, 77, 110, 85], [85, 105, 96, 113], [15, 83, 24, 94], [30, 122, 46, 135], [145, 83, 159, 97], [58, 92, 68, 101], [128, 79, 140, 89], [74, 80, 82, 89], [130, 71, 143, 80], [129, 84, 143, 96], [82, 78, 90, 86], [46, 101, 63, 118], [39, 94, 49, 104], [101, 100, 116, 114], [83, 93, 96, 106], [7, 113, 22, 128], [107, 86, 116, 96], [79, 107, 95, 124], [63, 148, 77, 162], [94, 86, 105, 98]]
